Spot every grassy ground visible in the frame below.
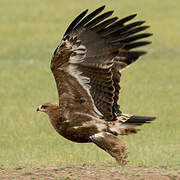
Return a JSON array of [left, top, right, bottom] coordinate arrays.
[[0, 0, 180, 169]]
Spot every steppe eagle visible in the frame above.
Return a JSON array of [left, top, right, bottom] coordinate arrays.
[[37, 6, 156, 165]]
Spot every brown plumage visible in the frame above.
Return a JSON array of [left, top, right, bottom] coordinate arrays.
[[37, 6, 156, 165]]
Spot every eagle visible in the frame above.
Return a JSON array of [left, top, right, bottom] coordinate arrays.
[[37, 6, 156, 165]]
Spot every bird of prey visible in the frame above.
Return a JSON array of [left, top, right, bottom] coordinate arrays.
[[37, 6, 156, 165]]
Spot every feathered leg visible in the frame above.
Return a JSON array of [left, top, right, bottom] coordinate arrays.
[[90, 132, 127, 165]]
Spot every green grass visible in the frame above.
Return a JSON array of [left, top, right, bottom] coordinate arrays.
[[0, 0, 179, 168]]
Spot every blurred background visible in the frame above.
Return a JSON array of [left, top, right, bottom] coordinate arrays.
[[0, 0, 179, 168]]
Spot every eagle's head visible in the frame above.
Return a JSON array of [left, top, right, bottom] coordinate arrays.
[[37, 102, 60, 128], [36, 102, 59, 115]]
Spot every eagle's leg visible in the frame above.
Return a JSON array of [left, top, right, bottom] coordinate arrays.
[[90, 132, 128, 165]]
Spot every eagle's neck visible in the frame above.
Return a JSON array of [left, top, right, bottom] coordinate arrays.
[[47, 108, 62, 131]]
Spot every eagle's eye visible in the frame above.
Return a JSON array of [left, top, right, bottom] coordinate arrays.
[[41, 105, 48, 109]]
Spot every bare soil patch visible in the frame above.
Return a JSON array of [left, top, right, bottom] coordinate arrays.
[[0, 165, 179, 180]]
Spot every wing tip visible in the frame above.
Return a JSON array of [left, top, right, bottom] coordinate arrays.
[[130, 13, 137, 18], [94, 5, 106, 13], [100, 5, 106, 10]]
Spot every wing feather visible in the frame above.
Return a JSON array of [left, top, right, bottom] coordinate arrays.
[[75, 5, 105, 29], [64, 9, 88, 36], [51, 6, 152, 121]]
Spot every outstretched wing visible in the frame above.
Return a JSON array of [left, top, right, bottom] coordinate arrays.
[[51, 6, 152, 121]]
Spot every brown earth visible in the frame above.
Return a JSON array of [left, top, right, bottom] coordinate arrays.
[[0, 165, 179, 180]]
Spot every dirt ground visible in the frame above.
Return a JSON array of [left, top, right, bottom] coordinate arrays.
[[0, 165, 179, 180]]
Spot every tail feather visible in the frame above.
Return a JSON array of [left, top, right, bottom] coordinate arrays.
[[109, 114, 156, 135], [124, 115, 156, 125]]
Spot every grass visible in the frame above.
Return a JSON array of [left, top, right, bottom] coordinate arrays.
[[0, 0, 180, 168]]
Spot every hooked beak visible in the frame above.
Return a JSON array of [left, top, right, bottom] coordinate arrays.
[[36, 105, 42, 112]]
